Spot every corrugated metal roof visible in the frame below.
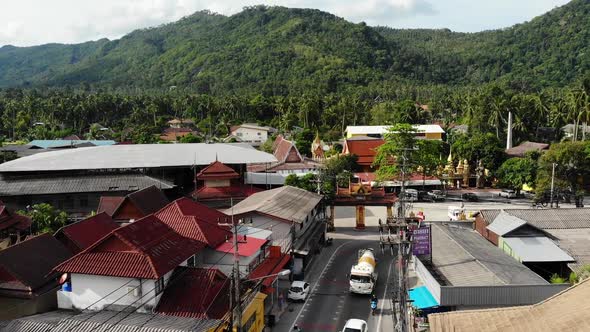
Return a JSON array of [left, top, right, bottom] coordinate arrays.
[[345, 124, 445, 135], [0, 173, 174, 196], [0, 310, 220, 332], [28, 140, 116, 149], [507, 208, 590, 229], [503, 237, 574, 262], [225, 186, 322, 224], [432, 223, 547, 286], [0, 143, 277, 172], [486, 211, 527, 236], [480, 208, 590, 229], [545, 228, 590, 272]]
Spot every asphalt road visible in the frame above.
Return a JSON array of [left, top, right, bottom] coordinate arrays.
[[282, 238, 397, 332]]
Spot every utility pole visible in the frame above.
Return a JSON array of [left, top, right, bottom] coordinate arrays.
[[219, 198, 245, 332], [232, 221, 242, 332]]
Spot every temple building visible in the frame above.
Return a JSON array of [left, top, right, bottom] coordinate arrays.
[[192, 160, 261, 208]]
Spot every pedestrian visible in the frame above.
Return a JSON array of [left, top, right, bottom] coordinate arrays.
[[293, 324, 301, 332]]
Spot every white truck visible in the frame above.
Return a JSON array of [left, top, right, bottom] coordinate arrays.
[[349, 249, 377, 294]]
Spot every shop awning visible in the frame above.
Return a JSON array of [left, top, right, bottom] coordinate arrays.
[[409, 286, 439, 309]]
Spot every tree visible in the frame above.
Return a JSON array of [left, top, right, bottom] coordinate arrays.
[[18, 203, 68, 234], [294, 129, 314, 157], [179, 133, 203, 143], [373, 123, 418, 181], [452, 133, 506, 172], [496, 157, 537, 193], [536, 141, 590, 193], [414, 140, 444, 189]]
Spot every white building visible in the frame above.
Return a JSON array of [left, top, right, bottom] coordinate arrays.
[[229, 124, 271, 145], [55, 215, 202, 312], [225, 186, 326, 276]]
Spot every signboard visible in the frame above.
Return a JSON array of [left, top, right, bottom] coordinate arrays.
[[412, 225, 431, 256]]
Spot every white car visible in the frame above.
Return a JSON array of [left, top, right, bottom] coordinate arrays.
[[288, 281, 310, 301], [342, 319, 368, 332], [499, 189, 517, 198]]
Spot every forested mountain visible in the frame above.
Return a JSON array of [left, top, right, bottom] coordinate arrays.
[[0, 0, 588, 93]]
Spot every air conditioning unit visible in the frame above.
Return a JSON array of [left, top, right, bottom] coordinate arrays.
[[127, 286, 141, 297]]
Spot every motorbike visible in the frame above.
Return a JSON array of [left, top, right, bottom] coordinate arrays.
[[371, 300, 377, 316]]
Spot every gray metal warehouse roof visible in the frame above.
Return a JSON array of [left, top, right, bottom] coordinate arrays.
[[0, 173, 174, 196], [432, 223, 547, 286], [0, 143, 277, 172]]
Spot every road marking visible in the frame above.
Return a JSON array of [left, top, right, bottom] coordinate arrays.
[[289, 240, 354, 331], [376, 254, 394, 332]]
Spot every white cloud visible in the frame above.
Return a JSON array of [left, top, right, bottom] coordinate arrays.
[[0, 0, 571, 47]]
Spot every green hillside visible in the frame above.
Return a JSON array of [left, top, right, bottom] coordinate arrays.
[[0, 1, 589, 93]]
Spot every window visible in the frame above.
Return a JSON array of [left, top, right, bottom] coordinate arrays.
[[237, 132, 243, 137], [257, 132, 261, 136], [155, 277, 164, 295]]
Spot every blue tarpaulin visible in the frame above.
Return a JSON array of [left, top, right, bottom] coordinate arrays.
[[408, 286, 439, 309]]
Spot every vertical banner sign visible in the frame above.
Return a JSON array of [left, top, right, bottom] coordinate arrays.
[[412, 224, 431, 255]]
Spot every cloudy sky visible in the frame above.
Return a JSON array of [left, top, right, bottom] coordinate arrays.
[[0, 0, 571, 47]]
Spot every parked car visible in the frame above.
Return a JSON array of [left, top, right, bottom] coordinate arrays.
[[342, 319, 368, 332], [402, 189, 418, 202], [288, 281, 310, 301], [427, 190, 446, 201], [461, 192, 478, 202], [418, 190, 432, 202], [499, 189, 517, 198]]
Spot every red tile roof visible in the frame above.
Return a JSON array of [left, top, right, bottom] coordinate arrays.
[[54, 213, 119, 253], [97, 197, 125, 216], [55, 215, 204, 279], [125, 185, 170, 215], [155, 198, 232, 248], [155, 267, 229, 319], [343, 138, 384, 166], [196, 161, 240, 180], [0, 203, 32, 232], [98, 186, 169, 219], [274, 137, 303, 163], [0, 234, 72, 297], [191, 184, 262, 200], [215, 235, 268, 257]]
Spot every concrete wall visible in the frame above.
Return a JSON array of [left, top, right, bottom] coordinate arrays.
[[61, 270, 173, 312], [203, 248, 261, 277]]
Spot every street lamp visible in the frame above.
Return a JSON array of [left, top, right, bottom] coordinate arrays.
[[244, 269, 291, 282]]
